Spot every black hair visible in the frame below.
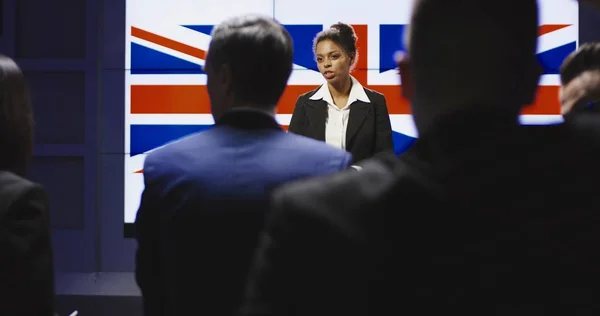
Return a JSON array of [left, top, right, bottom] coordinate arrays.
[[560, 42, 600, 86], [0, 54, 33, 176], [206, 15, 293, 107], [313, 22, 358, 68], [407, 0, 539, 106]]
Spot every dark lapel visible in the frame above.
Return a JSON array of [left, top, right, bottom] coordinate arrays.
[[216, 109, 282, 130], [346, 101, 372, 145], [304, 99, 328, 141]]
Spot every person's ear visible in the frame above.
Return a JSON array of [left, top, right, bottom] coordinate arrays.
[[395, 51, 414, 100], [349, 52, 356, 68], [219, 63, 232, 95]]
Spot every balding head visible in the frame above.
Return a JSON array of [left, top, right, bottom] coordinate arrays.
[[398, 0, 541, 123], [560, 70, 600, 114], [559, 43, 600, 115]]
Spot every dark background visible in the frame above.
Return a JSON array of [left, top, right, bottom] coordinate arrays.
[[0, 0, 598, 302]]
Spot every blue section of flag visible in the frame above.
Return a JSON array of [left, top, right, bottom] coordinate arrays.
[[131, 24, 575, 76], [537, 42, 577, 75], [182, 25, 214, 35], [379, 24, 406, 73], [284, 25, 323, 71], [130, 42, 205, 74], [130, 124, 415, 157], [184, 24, 324, 71], [130, 125, 213, 155], [392, 131, 416, 155], [128, 24, 573, 154]]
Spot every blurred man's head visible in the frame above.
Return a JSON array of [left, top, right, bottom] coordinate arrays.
[[579, 0, 600, 10], [559, 43, 600, 115], [0, 54, 33, 177], [204, 15, 293, 120], [397, 0, 541, 130]]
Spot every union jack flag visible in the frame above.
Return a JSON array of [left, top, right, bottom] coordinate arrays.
[[124, 0, 578, 223]]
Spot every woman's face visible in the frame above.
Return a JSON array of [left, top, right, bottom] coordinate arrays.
[[315, 39, 352, 85]]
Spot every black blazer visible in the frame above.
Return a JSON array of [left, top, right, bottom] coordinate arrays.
[[241, 116, 600, 316], [288, 86, 394, 163], [0, 171, 55, 316]]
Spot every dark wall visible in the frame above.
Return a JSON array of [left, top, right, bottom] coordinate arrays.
[[0, 0, 128, 273], [581, 2, 600, 43], [100, 0, 131, 272], [1, 0, 102, 273], [1, 0, 599, 274]]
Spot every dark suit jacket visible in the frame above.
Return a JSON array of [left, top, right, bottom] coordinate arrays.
[[241, 110, 600, 316], [0, 171, 55, 316], [288, 87, 394, 163], [135, 109, 352, 316]]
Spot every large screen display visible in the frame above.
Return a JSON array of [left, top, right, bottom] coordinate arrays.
[[124, 0, 578, 226]]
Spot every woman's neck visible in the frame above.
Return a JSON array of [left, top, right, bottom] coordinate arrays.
[[328, 76, 352, 98]]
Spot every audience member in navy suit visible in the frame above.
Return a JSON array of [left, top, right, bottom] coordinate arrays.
[[134, 14, 352, 316]]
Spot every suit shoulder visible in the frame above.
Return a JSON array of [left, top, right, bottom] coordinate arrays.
[[362, 87, 386, 102], [143, 146, 171, 173], [0, 171, 40, 198], [142, 137, 196, 180], [270, 159, 399, 241], [0, 171, 45, 214], [144, 132, 207, 165], [275, 158, 397, 217], [297, 87, 321, 102]]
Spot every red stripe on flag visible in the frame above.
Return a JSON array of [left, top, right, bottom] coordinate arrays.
[[131, 85, 212, 114], [538, 24, 570, 36], [129, 22, 560, 116], [524, 85, 560, 114], [130, 83, 558, 115], [352, 25, 368, 84], [131, 27, 207, 60]]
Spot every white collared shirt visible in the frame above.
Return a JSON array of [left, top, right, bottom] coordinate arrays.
[[309, 76, 371, 149]]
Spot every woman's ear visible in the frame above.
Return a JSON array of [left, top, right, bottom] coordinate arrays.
[[349, 52, 356, 68]]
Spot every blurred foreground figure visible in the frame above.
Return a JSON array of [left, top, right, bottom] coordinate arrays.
[[0, 54, 55, 316], [580, 0, 600, 9], [241, 0, 600, 315]]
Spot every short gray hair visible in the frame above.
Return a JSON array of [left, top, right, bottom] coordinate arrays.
[[207, 15, 293, 107], [560, 42, 600, 86]]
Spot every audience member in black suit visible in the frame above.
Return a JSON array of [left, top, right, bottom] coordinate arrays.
[[240, 1, 600, 315], [0, 54, 55, 316]]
